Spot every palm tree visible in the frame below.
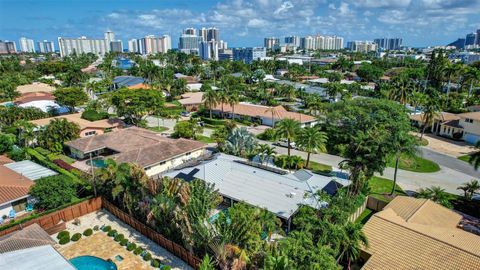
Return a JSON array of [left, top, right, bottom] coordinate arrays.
[[15, 120, 36, 147], [469, 141, 480, 170], [256, 144, 276, 165], [417, 186, 452, 208], [420, 96, 440, 139], [463, 66, 480, 98], [296, 127, 327, 168], [457, 179, 480, 201], [218, 90, 229, 119], [275, 119, 301, 157], [388, 75, 412, 106], [228, 91, 240, 120], [202, 88, 218, 119], [325, 82, 344, 101], [340, 222, 368, 270], [443, 63, 460, 106], [265, 107, 279, 127]]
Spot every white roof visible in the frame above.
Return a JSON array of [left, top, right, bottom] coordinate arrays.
[[0, 245, 76, 270], [18, 100, 69, 114], [165, 154, 349, 219], [187, 83, 203, 91], [4, 160, 57, 181]]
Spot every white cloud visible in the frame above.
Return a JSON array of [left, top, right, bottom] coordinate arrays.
[[247, 18, 268, 28], [274, 1, 294, 15]]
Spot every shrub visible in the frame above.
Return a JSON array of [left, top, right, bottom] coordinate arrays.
[[107, 229, 117, 237], [120, 239, 128, 246], [71, 233, 82, 242], [93, 225, 99, 231], [81, 110, 109, 121], [133, 247, 144, 255], [57, 230, 70, 240], [143, 252, 152, 261], [59, 237, 70, 245], [34, 147, 51, 156], [29, 175, 78, 210], [114, 233, 124, 242], [83, 228, 93, 236], [102, 225, 111, 232], [127, 243, 137, 251], [257, 128, 276, 141], [151, 259, 161, 268], [162, 266, 172, 270]]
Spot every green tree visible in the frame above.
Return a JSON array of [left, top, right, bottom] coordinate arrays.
[[29, 175, 78, 210], [53, 87, 89, 112], [339, 222, 368, 270], [356, 63, 384, 82], [275, 119, 301, 156], [224, 127, 258, 157], [256, 143, 276, 165], [417, 186, 452, 208], [457, 179, 480, 201], [468, 141, 480, 170], [264, 255, 293, 270], [296, 127, 327, 168], [38, 118, 80, 152], [199, 254, 215, 270], [173, 120, 203, 139], [0, 133, 16, 153], [202, 86, 218, 119]]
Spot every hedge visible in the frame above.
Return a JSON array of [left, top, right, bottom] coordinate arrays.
[[151, 259, 161, 268], [83, 228, 93, 236], [59, 237, 70, 245], [102, 225, 112, 232], [114, 233, 124, 242], [107, 229, 117, 237], [57, 230, 70, 240], [143, 252, 152, 261], [133, 247, 144, 255], [71, 233, 82, 241], [127, 243, 137, 251], [200, 117, 226, 126], [81, 110, 109, 121], [120, 239, 128, 246]]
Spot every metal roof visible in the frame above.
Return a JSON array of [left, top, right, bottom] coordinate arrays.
[[112, 76, 145, 87], [165, 154, 349, 220], [4, 160, 57, 181], [0, 245, 76, 270]]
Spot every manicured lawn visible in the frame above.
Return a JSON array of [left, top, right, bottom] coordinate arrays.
[[148, 126, 169, 133], [356, 208, 374, 225], [388, 154, 440, 173], [307, 161, 333, 173], [195, 135, 215, 144], [458, 154, 471, 163], [368, 176, 406, 202]]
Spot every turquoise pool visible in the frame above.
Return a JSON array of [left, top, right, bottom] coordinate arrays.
[[70, 256, 117, 270], [87, 158, 107, 168]]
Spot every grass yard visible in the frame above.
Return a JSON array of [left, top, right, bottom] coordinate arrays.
[[458, 154, 471, 163], [307, 161, 333, 173], [388, 153, 440, 173], [368, 176, 406, 202], [195, 135, 216, 144], [148, 126, 169, 133], [356, 208, 374, 225]]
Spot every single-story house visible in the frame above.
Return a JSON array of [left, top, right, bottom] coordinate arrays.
[[174, 73, 199, 84], [112, 76, 148, 90], [178, 92, 204, 111], [30, 113, 124, 138], [0, 224, 75, 270], [361, 196, 480, 269], [14, 84, 68, 113], [0, 161, 57, 217], [15, 82, 55, 95], [213, 102, 317, 127], [66, 127, 206, 176], [165, 153, 349, 231], [410, 111, 480, 144]]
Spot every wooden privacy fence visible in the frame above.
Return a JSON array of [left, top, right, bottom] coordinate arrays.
[[349, 198, 367, 222], [0, 197, 102, 237], [367, 196, 389, 212], [102, 199, 202, 269]]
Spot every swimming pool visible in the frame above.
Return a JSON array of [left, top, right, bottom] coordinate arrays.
[[70, 256, 117, 270], [87, 158, 107, 168]]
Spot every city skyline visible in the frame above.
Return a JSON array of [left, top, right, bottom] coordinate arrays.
[[1, 0, 479, 48]]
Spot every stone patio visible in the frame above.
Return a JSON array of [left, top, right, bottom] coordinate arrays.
[[53, 210, 193, 270]]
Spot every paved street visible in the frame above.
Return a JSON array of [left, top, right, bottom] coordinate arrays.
[[419, 147, 479, 178]]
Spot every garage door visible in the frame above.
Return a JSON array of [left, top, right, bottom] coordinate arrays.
[[464, 133, 480, 145]]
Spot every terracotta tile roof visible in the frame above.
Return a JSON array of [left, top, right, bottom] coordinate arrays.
[[15, 82, 55, 95], [178, 92, 204, 106], [213, 103, 316, 123], [30, 113, 123, 131], [362, 196, 480, 270], [0, 155, 13, 165], [127, 83, 150, 89], [459, 111, 480, 121], [66, 127, 206, 167], [0, 224, 55, 253], [409, 112, 461, 123], [14, 92, 55, 104], [0, 165, 33, 205]]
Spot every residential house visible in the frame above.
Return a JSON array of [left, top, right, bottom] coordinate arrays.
[[458, 112, 480, 144], [178, 92, 204, 111], [66, 127, 206, 176], [0, 160, 57, 217], [30, 113, 124, 138], [361, 196, 480, 269], [212, 102, 317, 127], [165, 153, 349, 231], [112, 76, 148, 90]]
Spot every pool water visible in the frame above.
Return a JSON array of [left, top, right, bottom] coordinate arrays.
[[70, 256, 118, 270], [87, 158, 107, 168]]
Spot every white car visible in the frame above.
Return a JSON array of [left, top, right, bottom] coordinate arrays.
[[275, 139, 296, 149]]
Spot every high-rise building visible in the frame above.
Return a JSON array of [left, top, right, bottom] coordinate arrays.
[[104, 31, 115, 44], [178, 34, 202, 53], [219, 49, 233, 61], [300, 36, 315, 50], [37, 40, 55, 53], [58, 31, 115, 57], [110, 40, 123, 52], [207, 27, 219, 42], [198, 28, 208, 41], [233, 47, 266, 64], [138, 35, 171, 55], [300, 35, 343, 50], [476, 29, 480, 45], [128, 39, 138, 53], [374, 38, 403, 50], [465, 33, 477, 46], [264, 37, 280, 50], [0, 40, 17, 54], [184, 28, 196, 36], [285, 36, 301, 48], [19, 37, 35, 53], [347, 41, 377, 53], [199, 40, 219, 60]]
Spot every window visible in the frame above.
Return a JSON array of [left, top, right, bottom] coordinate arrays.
[[465, 118, 474, 123], [186, 152, 191, 156], [85, 131, 96, 136]]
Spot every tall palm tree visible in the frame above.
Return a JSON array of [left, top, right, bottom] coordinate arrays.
[[340, 222, 368, 270], [463, 66, 480, 98], [202, 88, 218, 119], [296, 127, 327, 168], [265, 107, 279, 127], [228, 91, 240, 120], [468, 141, 480, 170], [218, 90, 229, 119], [256, 144, 276, 165], [275, 119, 301, 157], [420, 96, 440, 139], [443, 63, 460, 106]]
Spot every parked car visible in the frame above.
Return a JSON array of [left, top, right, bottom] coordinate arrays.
[[181, 111, 191, 117], [275, 139, 296, 149]]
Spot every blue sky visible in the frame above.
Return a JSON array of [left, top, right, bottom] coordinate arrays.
[[1, 0, 479, 48]]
